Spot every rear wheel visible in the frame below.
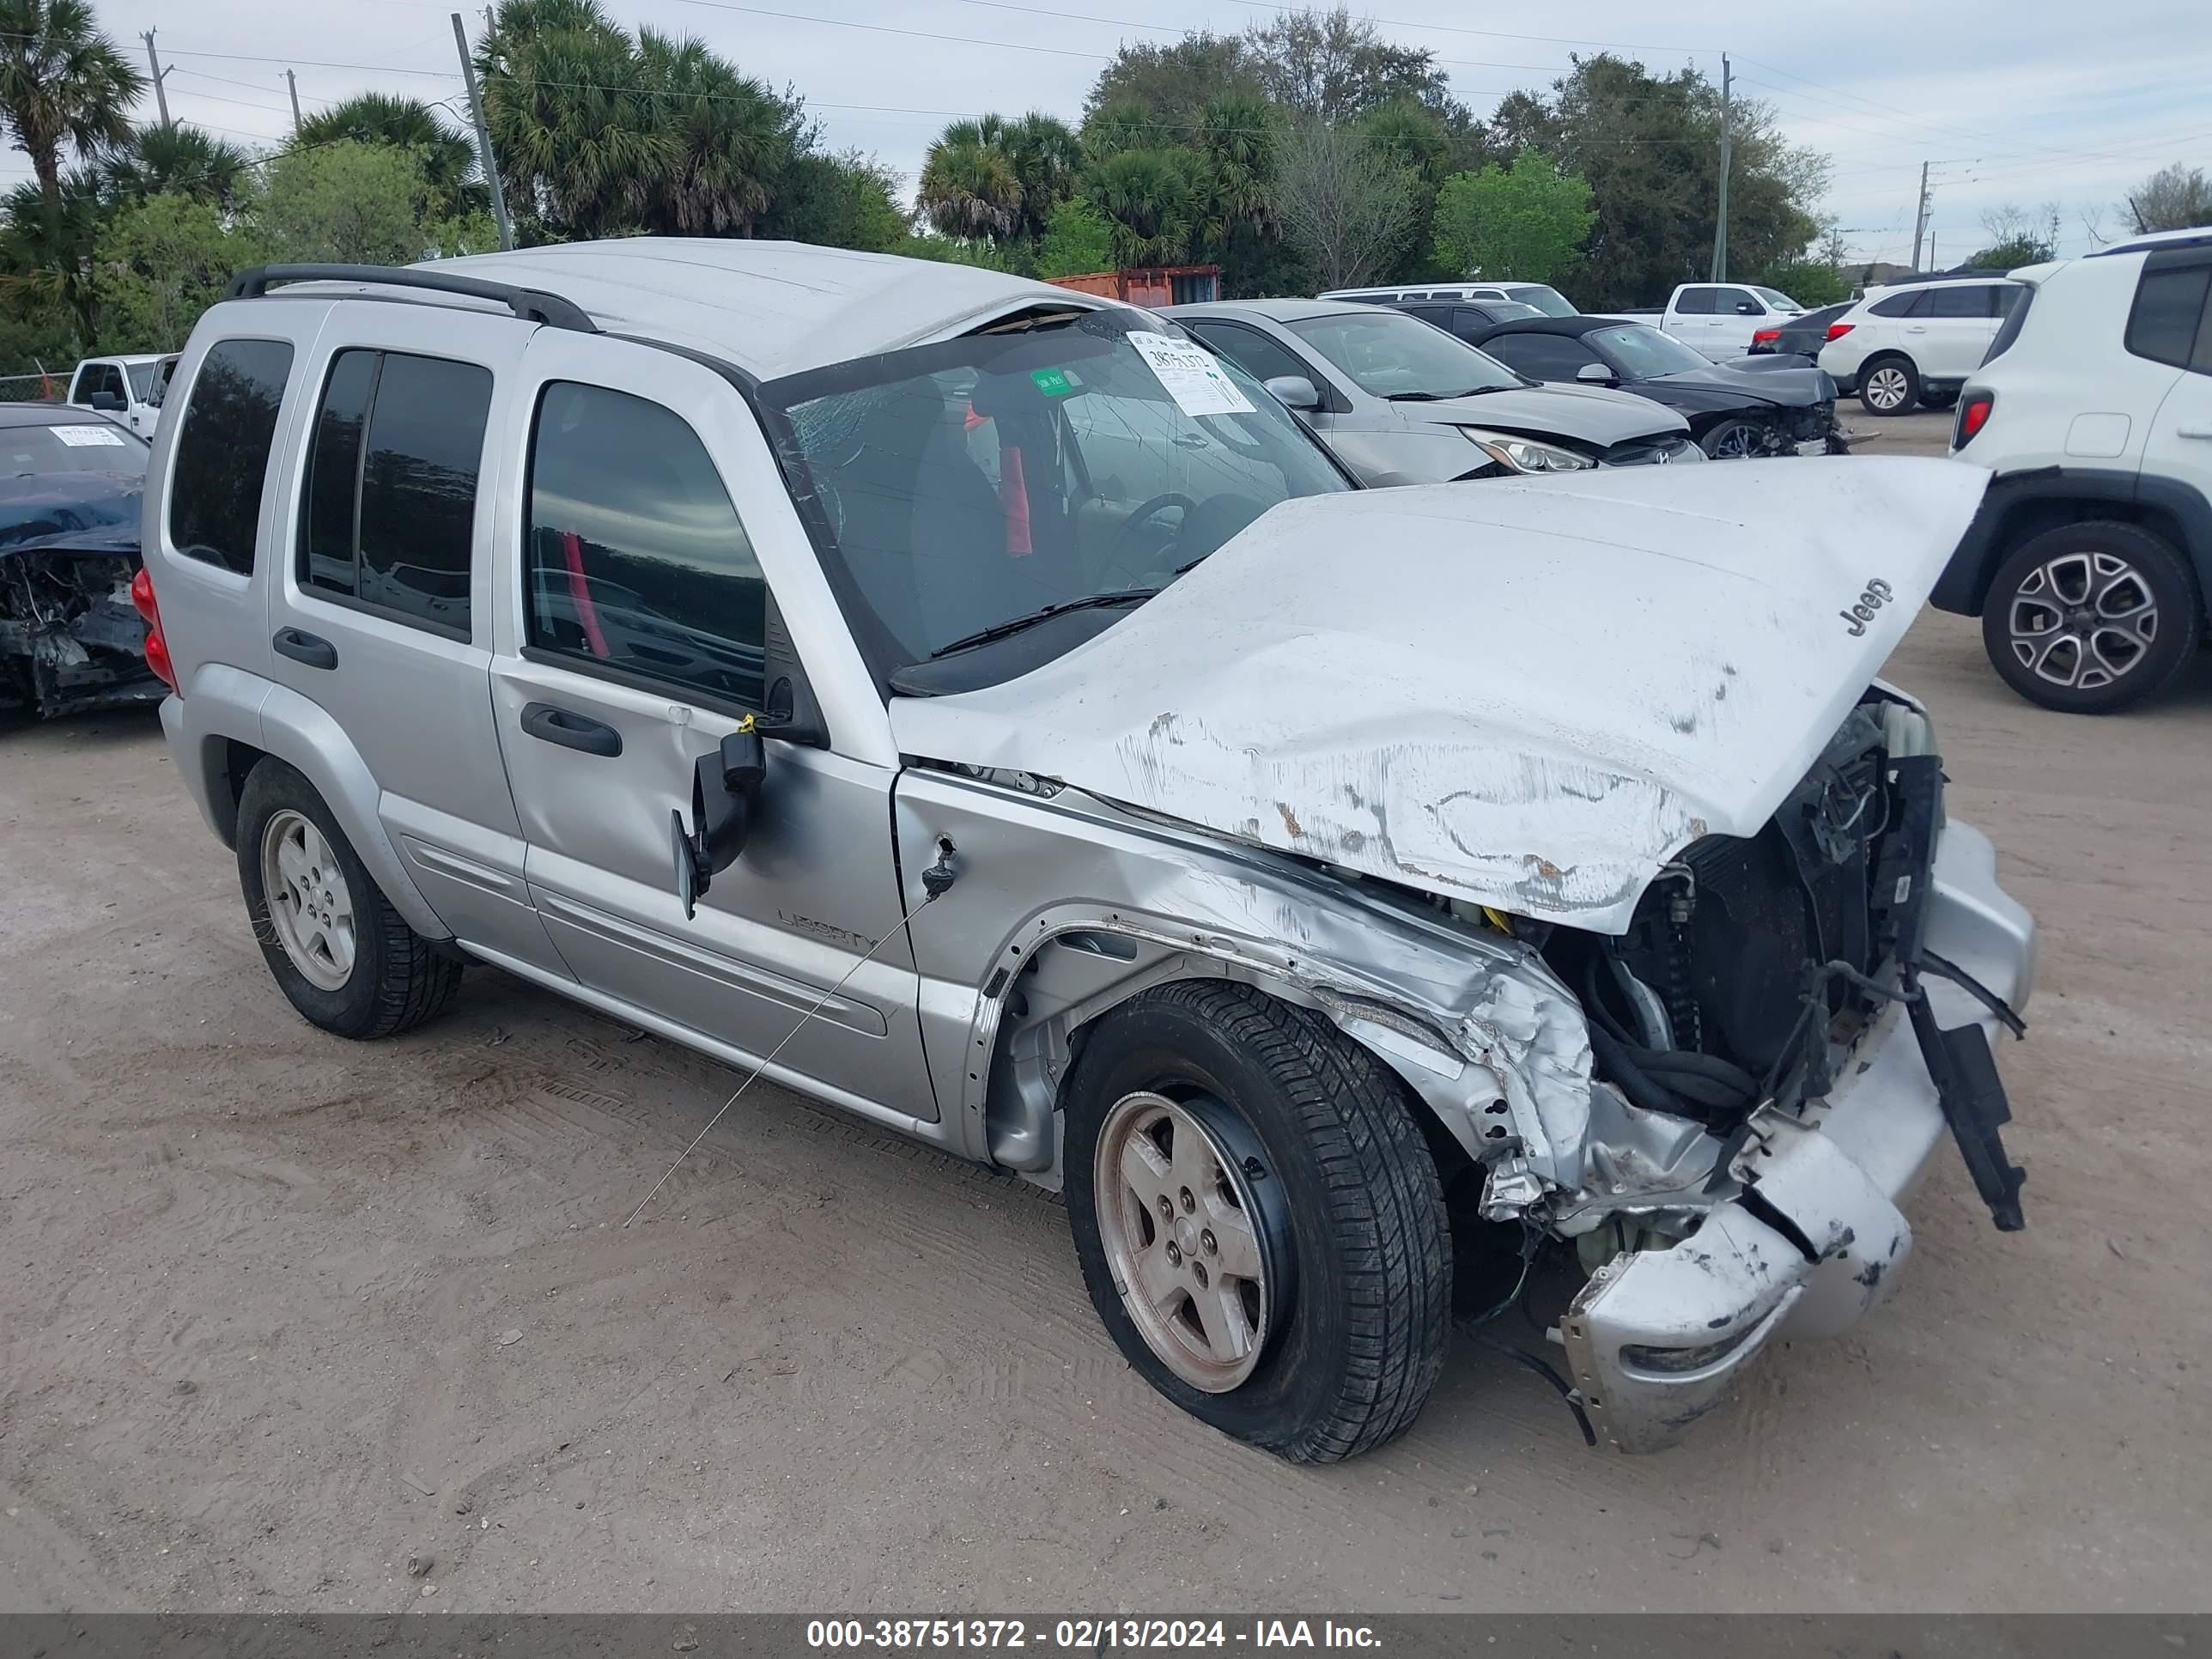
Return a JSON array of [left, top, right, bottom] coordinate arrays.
[[1858, 355, 1920, 416], [1980, 520, 2200, 713], [237, 760, 462, 1037], [1063, 980, 1452, 1462]]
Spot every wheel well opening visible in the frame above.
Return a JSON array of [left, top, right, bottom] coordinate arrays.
[[1976, 500, 2195, 613], [211, 737, 268, 848]]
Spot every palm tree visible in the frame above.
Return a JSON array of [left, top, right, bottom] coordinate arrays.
[[1000, 112, 1080, 241], [1089, 149, 1197, 267], [0, 0, 142, 208], [917, 119, 1023, 242], [0, 167, 101, 338], [295, 93, 483, 216], [480, 0, 672, 240], [100, 123, 251, 209], [635, 28, 801, 236]]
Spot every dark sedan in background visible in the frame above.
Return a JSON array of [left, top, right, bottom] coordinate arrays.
[[1464, 316, 1848, 459], [1752, 300, 1856, 361], [0, 404, 156, 720]]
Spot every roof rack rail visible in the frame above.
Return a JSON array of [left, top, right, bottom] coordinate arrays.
[[227, 264, 598, 333]]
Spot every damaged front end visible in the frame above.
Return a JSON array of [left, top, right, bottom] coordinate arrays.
[[1466, 691, 2033, 1451], [0, 476, 156, 720]]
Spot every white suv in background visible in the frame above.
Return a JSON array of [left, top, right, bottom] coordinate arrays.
[[1933, 228, 2212, 712], [1820, 276, 2023, 416]]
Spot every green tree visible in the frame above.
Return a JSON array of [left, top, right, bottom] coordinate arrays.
[[1245, 7, 1452, 124], [1757, 255, 1847, 304], [1431, 152, 1595, 283], [1085, 34, 1264, 132], [758, 149, 907, 251], [1034, 194, 1113, 277], [0, 0, 142, 207], [260, 140, 496, 266], [295, 93, 484, 216], [0, 167, 101, 343], [635, 28, 804, 236], [93, 189, 252, 353], [1962, 236, 2053, 272]]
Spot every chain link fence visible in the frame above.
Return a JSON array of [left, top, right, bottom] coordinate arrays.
[[0, 367, 64, 404]]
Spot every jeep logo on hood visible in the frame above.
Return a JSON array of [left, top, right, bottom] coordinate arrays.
[[1840, 577, 1894, 636]]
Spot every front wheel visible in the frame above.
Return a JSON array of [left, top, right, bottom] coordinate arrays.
[[1063, 981, 1452, 1462], [1858, 355, 1920, 416], [1699, 417, 1769, 459], [1980, 521, 2200, 713]]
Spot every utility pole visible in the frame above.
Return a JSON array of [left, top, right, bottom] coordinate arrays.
[[451, 12, 514, 252], [141, 30, 173, 128], [1910, 161, 1932, 271], [1709, 54, 1731, 283], [285, 70, 303, 136]]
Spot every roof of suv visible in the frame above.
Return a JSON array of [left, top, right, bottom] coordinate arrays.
[[1163, 298, 1364, 325], [283, 240, 1112, 382]]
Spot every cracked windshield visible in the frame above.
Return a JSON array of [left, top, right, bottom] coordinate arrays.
[[773, 313, 1346, 671]]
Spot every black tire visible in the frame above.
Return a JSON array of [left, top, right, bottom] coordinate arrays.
[[1699, 416, 1768, 459], [1063, 980, 1451, 1462], [1856, 354, 1920, 416], [236, 758, 462, 1038], [1979, 520, 2201, 714]]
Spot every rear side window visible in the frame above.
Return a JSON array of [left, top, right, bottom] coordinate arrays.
[[1674, 289, 1716, 315], [298, 349, 492, 635], [524, 382, 766, 710], [2124, 258, 2212, 372], [1982, 289, 2034, 365], [1869, 289, 1929, 319], [168, 339, 295, 575]]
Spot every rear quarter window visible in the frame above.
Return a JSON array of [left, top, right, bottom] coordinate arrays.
[[2124, 258, 2212, 371], [167, 339, 295, 575]]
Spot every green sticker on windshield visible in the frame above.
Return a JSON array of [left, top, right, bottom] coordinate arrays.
[[1030, 367, 1073, 397]]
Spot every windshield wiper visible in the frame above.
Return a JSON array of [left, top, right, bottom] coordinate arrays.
[[928, 589, 1160, 659], [1383, 388, 1494, 402]]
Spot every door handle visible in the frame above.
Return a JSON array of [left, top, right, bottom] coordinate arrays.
[[2177, 424, 2212, 440], [520, 701, 623, 757], [272, 627, 337, 670], [1905, 325, 1928, 333]]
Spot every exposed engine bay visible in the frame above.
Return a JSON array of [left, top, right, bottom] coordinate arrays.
[[0, 550, 159, 720]]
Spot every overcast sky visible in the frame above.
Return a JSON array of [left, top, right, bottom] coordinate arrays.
[[42, 0, 2212, 277]]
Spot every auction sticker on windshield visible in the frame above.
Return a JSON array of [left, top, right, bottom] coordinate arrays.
[[52, 425, 130, 447], [1127, 331, 1255, 417]]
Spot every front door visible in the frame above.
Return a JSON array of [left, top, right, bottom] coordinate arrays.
[[484, 331, 933, 1120]]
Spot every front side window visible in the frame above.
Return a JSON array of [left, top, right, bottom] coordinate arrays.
[[526, 383, 767, 710], [299, 349, 492, 635], [74, 362, 122, 403], [1285, 308, 1525, 398], [1588, 324, 1711, 379], [168, 338, 295, 575], [1484, 332, 1601, 380], [1182, 319, 1319, 390], [763, 311, 1347, 682], [1712, 287, 1762, 315]]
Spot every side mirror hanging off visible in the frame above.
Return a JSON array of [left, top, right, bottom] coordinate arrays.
[[674, 720, 769, 919]]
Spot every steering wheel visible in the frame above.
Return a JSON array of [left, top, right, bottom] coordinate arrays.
[[1099, 492, 1200, 589]]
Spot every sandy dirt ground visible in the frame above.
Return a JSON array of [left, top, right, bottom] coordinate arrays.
[[4, 451, 2209, 1613]]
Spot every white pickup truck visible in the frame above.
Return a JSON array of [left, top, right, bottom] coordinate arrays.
[[1598, 283, 1807, 361]]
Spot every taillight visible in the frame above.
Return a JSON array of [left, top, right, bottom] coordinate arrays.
[[1752, 328, 1781, 343], [1826, 322, 1856, 342], [130, 565, 177, 694], [1954, 392, 1995, 448]]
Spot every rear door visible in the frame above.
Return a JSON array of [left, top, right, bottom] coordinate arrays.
[[2131, 248, 2212, 514], [485, 330, 933, 1117], [264, 301, 566, 975]]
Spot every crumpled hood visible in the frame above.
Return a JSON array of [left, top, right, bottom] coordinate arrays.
[[1413, 381, 1686, 447], [0, 471, 143, 557], [1648, 363, 1835, 409], [890, 457, 1990, 934]]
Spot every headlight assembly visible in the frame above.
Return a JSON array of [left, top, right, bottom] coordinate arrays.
[[1460, 428, 1596, 472]]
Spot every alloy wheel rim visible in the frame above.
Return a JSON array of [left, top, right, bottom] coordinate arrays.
[[260, 809, 356, 990], [1094, 1091, 1273, 1393], [2008, 550, 2158, 690], [1708, 422, 1758, 459], [1866, 367, 1908, 410]]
